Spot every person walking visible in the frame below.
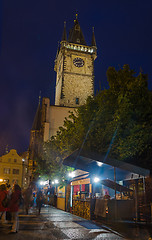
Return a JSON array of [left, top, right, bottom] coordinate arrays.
[[0, 184, 7, 224], [23, 185, 33, 214], [9, 184, 21, 233], [36, 189, 44, 215]]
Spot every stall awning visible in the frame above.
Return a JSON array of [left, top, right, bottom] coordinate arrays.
[[63, 149, 150, 180], [100, 179, 133, 192]]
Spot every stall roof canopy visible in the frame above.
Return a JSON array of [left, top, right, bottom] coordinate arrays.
[[100, 179, 133, 192], [63, 149, 150, 180]]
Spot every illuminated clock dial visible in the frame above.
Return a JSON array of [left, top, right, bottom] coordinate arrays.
[[73, 57, 84, 67]]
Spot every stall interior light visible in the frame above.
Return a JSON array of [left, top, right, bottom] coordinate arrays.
[[52, 181, 55, 185], [97, 161, 103, 167], [55, 179, 59, 184], [68, 172, 75, 178], [94, 177, 100, 183], [0, 179, 3, 182]]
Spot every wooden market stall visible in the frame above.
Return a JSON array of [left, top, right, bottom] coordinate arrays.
[[63, 149, 150, 222]]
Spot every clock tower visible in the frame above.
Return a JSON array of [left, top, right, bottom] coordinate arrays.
[[54, 15, 97, 107]]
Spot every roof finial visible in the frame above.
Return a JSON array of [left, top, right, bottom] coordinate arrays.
[[76, 13, 78, 19], [5, 145, 8, 154], [39, 91, 41, 104]]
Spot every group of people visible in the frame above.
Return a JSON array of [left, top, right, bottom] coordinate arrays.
[[23, 186, 44, 215], [0, 183, 22, 233], [0, 183, 45, 234]]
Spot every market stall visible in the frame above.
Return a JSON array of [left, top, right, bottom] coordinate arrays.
[[64, 149, 150, 221]]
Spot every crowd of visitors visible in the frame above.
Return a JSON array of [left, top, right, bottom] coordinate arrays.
[[0, 182, 45, 234]]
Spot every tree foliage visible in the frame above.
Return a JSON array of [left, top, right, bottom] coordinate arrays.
[[37, 64, 152, 179]]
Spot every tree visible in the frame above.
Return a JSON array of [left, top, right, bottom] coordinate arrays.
[[37, 65, 152, 179], [54, 65, 152, 170]]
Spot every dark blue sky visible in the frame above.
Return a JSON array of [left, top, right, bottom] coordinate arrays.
[[0, 0, 152, 155]]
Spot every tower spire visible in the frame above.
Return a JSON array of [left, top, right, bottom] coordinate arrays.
[[91, 27, 97, 47], [68, 15, 86, 45], [61, 21, 67, 41]]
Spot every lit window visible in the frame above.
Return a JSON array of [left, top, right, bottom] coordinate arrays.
[[4, 168, 10, 174]]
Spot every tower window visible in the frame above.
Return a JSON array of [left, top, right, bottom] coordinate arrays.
[[60, 91, 64, 99], [75, 25, 80, 31], [76, 98, 79, 105]]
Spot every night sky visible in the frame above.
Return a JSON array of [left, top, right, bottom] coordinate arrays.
[[0, 1, 152, 155]]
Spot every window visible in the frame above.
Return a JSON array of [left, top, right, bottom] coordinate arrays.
[[14, 159, 17, 163], [12, 179, 18, 184], [75, 25, 80, 31], [76, 98, 79, 105], [4, 168, 10, 174], [13, 169, 19, 175], [8, 158, 11, 162]]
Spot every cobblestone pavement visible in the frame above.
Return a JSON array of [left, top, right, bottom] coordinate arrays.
[[0, 206, 124, 240]]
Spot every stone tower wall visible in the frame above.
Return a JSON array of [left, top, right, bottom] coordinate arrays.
[[55, 47, 96, 107]]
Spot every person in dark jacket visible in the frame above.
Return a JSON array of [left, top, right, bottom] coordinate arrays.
[[36, 189, 44, 215], [0, 184, 7, 224], [9, 184, 21, 233]]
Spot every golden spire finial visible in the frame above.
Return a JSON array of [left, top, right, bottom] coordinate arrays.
[[76, 13, 78, 19]]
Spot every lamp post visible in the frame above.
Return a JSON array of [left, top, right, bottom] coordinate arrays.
[[22, 159, 25, 188]]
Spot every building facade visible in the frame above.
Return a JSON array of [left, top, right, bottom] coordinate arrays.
[[0, 149, 29, 188]]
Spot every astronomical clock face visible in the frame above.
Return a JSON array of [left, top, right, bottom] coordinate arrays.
[[73, 57, 84, 67]]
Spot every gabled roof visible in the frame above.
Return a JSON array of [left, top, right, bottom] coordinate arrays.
[[31, 102, 41, 131], [68, 17, 86, 45]]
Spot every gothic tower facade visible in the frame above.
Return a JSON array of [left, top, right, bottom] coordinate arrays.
[[54, 15, 97, 107]]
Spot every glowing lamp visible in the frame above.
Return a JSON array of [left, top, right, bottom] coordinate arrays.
[[68, 172, 75, 178], [97, 161, 103, 167], [94, 177, 100, 183]]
